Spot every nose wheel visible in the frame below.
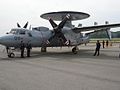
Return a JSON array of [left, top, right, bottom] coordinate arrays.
[[8, 53, 15, 58], [72, 46, 79, 54], [6, 47, 15, 58]]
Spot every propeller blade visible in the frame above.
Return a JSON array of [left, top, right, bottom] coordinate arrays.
[[23, 22, 28, 28], [58, 14, 70, 29], [49, 18, 57, 28], [48, 32, 68, 45], [17, 23, 21, 28], [58, 32, 67, 43]]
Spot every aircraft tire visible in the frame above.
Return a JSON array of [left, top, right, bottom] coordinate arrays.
[[72, 47, 77, 54], [41, 47, 47, 52], [8, 53, 15, 58]]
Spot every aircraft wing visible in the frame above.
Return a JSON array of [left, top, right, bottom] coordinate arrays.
[[72, 23, 120, 33]]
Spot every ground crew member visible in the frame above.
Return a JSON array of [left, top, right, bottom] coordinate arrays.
[[106, 40, 109, 47], [20, 41, 25, 58], [26, 42, 32, 57], [94, 40, 101, 56], [102, 40, 105, 48], [6, 47, 9, 53]]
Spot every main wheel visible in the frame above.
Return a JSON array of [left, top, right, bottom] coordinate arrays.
[[41, 47, 47, 52], [72, 47, 78, 54]]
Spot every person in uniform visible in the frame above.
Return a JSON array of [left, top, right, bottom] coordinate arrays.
[[6, 46, 9, 53], [106, 40, 109, 47], [94, 40, 101, 56], [102, 40, 105, 48], [26, 42, 32, 57], [20, 41, 25, 58]]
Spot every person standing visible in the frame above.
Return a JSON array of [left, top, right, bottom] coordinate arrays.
[[102, 40, 105, 48], [20, 41, 25, 58], [106, 40, 109, 47], [94, 40, 101, 56], [26, 42, 32, 57], [6, 46, 9, 53]]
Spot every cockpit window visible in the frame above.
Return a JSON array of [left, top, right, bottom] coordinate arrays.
[[10, 29, 17, 34], [9, 29, 26, 35]]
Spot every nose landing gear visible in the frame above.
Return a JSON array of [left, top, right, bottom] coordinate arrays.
[[8, 52, 15, 58], [6, 47, 15, 58]]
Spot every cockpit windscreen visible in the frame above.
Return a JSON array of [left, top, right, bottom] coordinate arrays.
[[10, 29, 26, 35]]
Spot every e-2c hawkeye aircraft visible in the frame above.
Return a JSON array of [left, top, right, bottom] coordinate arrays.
[[0, 11, 120, 57]]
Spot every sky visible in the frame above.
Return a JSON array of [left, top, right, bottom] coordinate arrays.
[[0, 0, 120, 35]]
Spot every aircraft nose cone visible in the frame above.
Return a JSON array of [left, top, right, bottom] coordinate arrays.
[[0, 37, 4, 44], [0, 36, 8, 45], [0, 37, 2, 43], [0, 35, 14, 46]]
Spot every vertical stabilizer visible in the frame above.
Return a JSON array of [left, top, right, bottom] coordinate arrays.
[[105, 29, 112, 40]]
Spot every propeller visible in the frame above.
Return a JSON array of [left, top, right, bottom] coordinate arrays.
[[17, 23, 21, 28], [17, 22, 29, 28], [49, 18, 57, 28], [48, 14, 70, 45]]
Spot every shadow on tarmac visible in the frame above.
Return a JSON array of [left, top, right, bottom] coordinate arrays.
[[0, 48, 119, 61]]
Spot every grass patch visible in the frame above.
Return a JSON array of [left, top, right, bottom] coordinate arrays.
[[90, 38, 120, 43]]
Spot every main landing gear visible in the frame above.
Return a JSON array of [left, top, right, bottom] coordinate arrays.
[[41, 47, 47, 52], [72, 46, 79, 54]]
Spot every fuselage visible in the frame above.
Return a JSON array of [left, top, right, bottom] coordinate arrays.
[[0, 27, 89, 48]]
